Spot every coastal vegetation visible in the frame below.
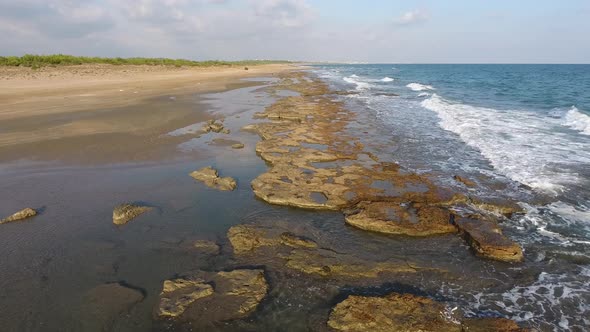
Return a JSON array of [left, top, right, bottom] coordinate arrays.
[[0, 54, 290, 68]]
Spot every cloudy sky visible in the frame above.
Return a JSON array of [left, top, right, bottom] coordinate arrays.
[[1, 0, 589, 63]]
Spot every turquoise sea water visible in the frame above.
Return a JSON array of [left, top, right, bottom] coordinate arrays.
[[314, 64, 590, 331]]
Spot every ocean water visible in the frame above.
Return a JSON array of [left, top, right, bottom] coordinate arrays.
[[313, 64, 590, 331]]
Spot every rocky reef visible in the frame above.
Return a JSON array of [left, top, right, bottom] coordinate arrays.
[[247, 72, 523, 262]]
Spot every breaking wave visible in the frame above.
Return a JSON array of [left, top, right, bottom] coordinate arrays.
[[563, 106, 590, 135], [407, 82, 435, 91]]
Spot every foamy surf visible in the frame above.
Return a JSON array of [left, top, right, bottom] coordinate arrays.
[[380, 77, 394, 82], [343, 76, 371, 90], [407, 82, 435, 91], [563, 106, 590, 135], [421, 94, 590, 195]]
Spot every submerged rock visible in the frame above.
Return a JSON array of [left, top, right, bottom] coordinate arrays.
[[157, 278, 214, 317], [227, 224, 280, 253], [280, 232, 317, 248], [228, 223, 427, 280], [156, 269, 268, 324], [112, 204, 152, 225], [189, 166, 237, 191], [454, 217, 524, 262], [1, 208, 37, 224], [284, 249, 418, 278], [192, 240, 220, 255], [328, 292, 526, 332], [454, 175, 477, 188], [345, 202, 457, 236]]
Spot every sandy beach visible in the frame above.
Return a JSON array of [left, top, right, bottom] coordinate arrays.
[[0, 64, 292, 163]]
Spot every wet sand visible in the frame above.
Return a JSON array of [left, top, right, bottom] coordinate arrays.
[[0, 68, 534, 331], [0, 64, 292, 163]]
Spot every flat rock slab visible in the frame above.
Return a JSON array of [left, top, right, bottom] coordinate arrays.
[[227, 223, 433, 280], [112, 204, 152, 225], [190, 166, 237, 191], [328, 292, 526, 332], [345, 202, 457, 236], [156, 269, 268, 325], [454, 217, 523, 262], [1, 208, 37, 224]]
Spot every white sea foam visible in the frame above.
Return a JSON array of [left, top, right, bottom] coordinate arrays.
[[421, 94, 590, 194], [343, 76, 371, 90], [476, 269, 590, 330], [563, 106, 590, 135], [380, 77, 394, 82], [407, 82, 435, 91]]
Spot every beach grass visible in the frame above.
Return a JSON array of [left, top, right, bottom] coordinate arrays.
[[0, 54, 290, 69]]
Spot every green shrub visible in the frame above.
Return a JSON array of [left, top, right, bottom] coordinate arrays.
[[0, 54, 290, 68]]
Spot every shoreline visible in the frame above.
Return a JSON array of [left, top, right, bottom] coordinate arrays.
[[0, 64, 295, 163]]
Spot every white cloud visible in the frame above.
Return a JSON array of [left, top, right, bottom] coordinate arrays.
[[393, 9, 429, 26]]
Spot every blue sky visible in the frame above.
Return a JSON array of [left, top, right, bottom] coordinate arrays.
[[0, 0, 588, 63]]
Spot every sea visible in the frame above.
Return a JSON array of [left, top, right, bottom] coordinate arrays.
[[313, 64, 590, 331]]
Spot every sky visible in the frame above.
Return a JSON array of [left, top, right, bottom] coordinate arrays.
[[1, 0, 589, 63]]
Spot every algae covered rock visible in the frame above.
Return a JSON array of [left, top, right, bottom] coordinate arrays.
[[328, 292, 526, 332], [190, 166, 237, 191], [157, 278, 214, 317], [328, 292, 462, 332], [112, 204, 152, 225], [1, 208, 37, 224], [192, 240, 220, 255], [156, 269, 268, 324], [227, 224, 280, 253], [345, 202, 457, 236], [454, 217, 523, 262]]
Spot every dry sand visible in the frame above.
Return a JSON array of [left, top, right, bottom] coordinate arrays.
[[0, 64, 294, 163]]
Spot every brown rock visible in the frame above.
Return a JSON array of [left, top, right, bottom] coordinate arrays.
[[454, 217, 523, 262], [280, 232, 317, 248], [227, 224, 279, 253], [157, 278, 214, 317], [190, 166, 237, 191], [328, 292, 526, 332], [345, 202, 457, 236], [231, 143, 245, 149], [112, 204, 152, 225], [156, 269, 268, 324], [462, 318, 528, 331], [284, 249, 418, 278], [193, 240, 220, 255], [328, 293, 462, 332], [1, 208, 37, 224], [454, 175, 477, 188]]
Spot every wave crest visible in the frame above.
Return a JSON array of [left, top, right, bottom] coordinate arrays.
[[406, 82, 435, 91], [563, 106, 590, 136]]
